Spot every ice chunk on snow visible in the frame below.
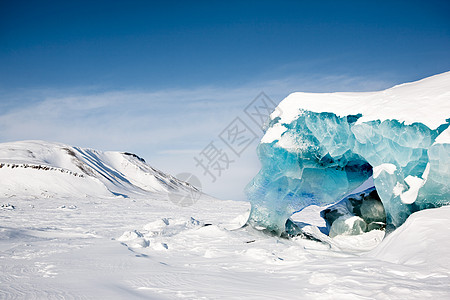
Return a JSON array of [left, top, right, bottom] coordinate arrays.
[[117, 230, 144, 241], [117, 230, 149, 248], [246, 72, 450, 235], [321, 187, 386, 237], [329, 216, 367, 238]]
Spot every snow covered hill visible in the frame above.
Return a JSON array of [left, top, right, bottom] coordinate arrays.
[[0, 139, 449, 299], [0, 140, 199, 199]]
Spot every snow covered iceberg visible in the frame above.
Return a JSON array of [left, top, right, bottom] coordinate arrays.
[[246, 72, 450, 235]]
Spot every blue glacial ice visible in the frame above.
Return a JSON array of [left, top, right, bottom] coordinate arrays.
[[246, 73, 450, 236], [321, 187, 386, 237]]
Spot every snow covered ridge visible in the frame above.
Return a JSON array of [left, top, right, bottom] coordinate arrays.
[[0, 163, 85, 177], [247, 72, 450, 235], [0, 140, 199, 198]]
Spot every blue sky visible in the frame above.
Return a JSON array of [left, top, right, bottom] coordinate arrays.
[[0, 1, 449, 200]]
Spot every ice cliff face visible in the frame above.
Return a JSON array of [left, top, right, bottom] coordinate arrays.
[[246, 72, 450, 235]]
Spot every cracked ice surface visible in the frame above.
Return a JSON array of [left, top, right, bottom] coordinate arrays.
[[246, 72, 450, 234]]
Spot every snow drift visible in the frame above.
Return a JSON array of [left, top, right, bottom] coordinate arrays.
[[246, 72, 450, 235]]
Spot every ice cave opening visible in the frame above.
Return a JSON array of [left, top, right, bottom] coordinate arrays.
[[245, 110, 450, 238]]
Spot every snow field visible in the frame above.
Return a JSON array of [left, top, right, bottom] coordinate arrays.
[[1, 193, 449, 299]]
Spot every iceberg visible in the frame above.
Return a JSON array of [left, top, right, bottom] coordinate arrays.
[[246, 72, 450, 235]]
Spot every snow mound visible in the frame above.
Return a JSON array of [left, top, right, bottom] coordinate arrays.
[[369, 205, 450, 270], [117, 217, 205, 250], [246, 72, 450, 235], [0, 140, 199, 198]]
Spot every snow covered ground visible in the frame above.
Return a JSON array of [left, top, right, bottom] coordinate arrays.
[[1, 193, 450, 299], [1, 141, 449, 299]]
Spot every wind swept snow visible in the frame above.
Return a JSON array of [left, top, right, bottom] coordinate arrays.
[[1, 140, 449, 298], [1, 191, 450, 299]]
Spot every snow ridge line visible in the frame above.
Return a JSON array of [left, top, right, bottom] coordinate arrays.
[[0, 163, 85, 178]]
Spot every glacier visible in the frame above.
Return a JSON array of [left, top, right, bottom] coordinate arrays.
[[246, 72, 450, 235]]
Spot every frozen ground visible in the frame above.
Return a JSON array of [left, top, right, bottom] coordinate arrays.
[[0, 140, 449, 299], [1, 192, 450, 299]]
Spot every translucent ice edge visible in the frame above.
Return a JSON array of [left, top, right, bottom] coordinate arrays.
[[246, 110, 450, 235]]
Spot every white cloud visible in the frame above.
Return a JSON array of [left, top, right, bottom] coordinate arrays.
[[0, 74, 394, 200]]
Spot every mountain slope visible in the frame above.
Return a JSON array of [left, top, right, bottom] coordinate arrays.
[[0, 140, 199, 198]]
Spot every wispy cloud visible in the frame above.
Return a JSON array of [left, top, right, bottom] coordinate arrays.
[[0, 73, 396, 200]]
